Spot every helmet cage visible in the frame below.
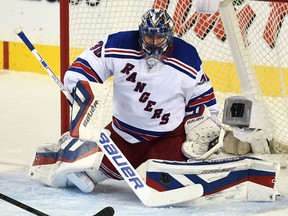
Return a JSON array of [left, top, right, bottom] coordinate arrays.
[[139, 9, 175, 63]]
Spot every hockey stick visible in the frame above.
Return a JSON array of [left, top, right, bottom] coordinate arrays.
[[0, 192, 48, 216], [98, 130, 204, 207], [14, 27, 74, 104], [197, 127, 225, 160], [0, 192, 114, 216], [94, 207, 115, 216], [16, 28, 204, 207]]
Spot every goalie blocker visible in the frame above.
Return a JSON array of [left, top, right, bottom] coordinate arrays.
[[222, 96, 273, 154]]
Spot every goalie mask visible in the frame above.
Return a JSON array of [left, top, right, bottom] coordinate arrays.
[[139, 9, 175, 68]]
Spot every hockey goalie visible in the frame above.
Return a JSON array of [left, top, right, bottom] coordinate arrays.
[[29, 6, 280, 206], [29, 81, 280, 205]]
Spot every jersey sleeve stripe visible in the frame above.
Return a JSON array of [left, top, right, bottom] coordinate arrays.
[[183, 104, 206, 120], [185, 88, 217, 113], [69, 58, 103, 83], [186, 88, 214, 106], [186, 92, 216, 109], [184, 99, 217, 120]]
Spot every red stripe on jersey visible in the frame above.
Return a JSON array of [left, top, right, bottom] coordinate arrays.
[[106, 49, 144, 56], [187, 93, 216, 108], [72, 61, 102, 83], [166, 57, 198, 76]]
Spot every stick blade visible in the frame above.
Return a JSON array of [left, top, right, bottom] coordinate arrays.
[[142, 183, 204, 207], [93, 206, 115, 216]]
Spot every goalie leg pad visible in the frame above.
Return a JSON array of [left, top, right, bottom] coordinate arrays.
[[29, 133, 105, 192], [145, 157, 280, 203]]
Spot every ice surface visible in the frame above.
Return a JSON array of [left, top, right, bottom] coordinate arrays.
[[0, 70, 288, 216]]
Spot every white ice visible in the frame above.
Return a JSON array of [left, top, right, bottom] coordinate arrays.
[[0, 70, 288, 216]]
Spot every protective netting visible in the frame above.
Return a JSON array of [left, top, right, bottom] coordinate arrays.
[[68, 0, 288, 153]]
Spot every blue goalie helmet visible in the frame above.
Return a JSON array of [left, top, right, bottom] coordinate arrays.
[[139, 9, 175, 67]]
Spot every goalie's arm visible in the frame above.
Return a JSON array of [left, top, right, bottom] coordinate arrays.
[[63, 37, 113, 94]]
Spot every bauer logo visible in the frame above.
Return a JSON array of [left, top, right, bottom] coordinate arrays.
[[200, 167, 236, 174], [83, 100, 99, 127], [99, 132, 145, 189], [186, 116, 204, 124]]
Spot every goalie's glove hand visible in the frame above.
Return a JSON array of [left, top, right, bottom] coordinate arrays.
[[181, 105, 222, 160]]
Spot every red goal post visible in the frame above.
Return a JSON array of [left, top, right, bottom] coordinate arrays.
[[60, 0, 288, 153]]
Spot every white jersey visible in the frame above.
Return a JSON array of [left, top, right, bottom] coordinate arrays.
[[64, 30, 219, 143]]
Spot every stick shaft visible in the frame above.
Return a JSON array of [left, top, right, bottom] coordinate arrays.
[[0, 193, 48, 216], [15, 28, 74, 104], [1, 192, 113, 215]]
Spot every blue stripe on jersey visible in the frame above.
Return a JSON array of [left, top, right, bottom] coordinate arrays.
[[185, 88, 217, 113], [186, 87, 214, 105], [113, 116, 168, 142], [185, 98, 217, 113], [162, 60, 197, 80], [69, 58, 103, 83], [183, 104, 206, 119], [184, 100, 217, 120]]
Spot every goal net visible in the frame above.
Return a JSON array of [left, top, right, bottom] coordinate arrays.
[[62, 0, 288, 153]]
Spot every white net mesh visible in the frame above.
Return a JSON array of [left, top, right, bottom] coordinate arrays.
[[68, 0, 288, 153]]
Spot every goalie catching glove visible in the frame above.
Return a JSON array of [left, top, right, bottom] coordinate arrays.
[[182, 104, 222, 160]]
